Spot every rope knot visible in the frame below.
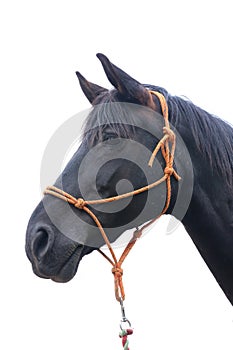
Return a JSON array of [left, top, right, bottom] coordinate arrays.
[[133, 229, 142, 240], [74, 198, 85, 209], [163, 126, 175, 142], [112, 265, 124, 301], [164, 166, 174, 176], [112, 266, 123, 277]]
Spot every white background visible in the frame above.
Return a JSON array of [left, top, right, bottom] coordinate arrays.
[[1, 1, 233, 349]]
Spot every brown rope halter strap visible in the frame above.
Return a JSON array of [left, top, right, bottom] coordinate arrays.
[[44, 91, 181, 302]]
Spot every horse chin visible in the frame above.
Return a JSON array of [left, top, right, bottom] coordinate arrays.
[[51, 244, 85, 283], [30, 244, 86, 283]]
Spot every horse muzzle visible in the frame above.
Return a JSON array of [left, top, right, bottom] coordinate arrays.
[[26, 223, 88, 283]]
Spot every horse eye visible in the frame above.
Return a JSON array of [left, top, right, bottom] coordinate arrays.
[[103, 133, 118, 141]]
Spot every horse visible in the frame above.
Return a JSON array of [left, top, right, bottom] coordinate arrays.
[[26, 53, 233, 306]]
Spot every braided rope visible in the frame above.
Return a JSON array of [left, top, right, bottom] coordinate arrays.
[[119, 329, 133, 350]]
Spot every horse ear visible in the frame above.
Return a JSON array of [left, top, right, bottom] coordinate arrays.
[[76, 71, 108, 104], [96, 53, 156, 109]]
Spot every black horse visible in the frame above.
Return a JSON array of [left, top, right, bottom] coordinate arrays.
[[26, 54, 233, 306]]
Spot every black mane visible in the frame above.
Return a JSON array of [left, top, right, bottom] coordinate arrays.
[[83, 85, 233, 189], [166, 89, 233, 189]]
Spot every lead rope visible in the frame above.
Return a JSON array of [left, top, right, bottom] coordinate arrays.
[[119, 328, 133, 350], [44, 91, 181, 348]]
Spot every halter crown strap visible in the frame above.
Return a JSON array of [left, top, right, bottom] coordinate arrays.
[[44, 91, 181, 302]]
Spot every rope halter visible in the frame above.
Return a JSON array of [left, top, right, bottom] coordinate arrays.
[[44, 91, 181, 302]]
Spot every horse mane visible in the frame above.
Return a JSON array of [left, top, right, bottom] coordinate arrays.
[[83, 84, 233, 189], [146, 84, 233, 189]]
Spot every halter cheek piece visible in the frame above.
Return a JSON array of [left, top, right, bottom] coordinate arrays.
[[44, 91, 181, 302]]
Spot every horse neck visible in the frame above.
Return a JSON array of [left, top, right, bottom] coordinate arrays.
[[169, 102, 233, 305]]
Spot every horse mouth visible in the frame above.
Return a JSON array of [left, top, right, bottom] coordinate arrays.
[[51, 244, 85, 283], [30, 243, 85, 283]]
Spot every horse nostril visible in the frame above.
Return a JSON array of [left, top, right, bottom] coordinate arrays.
[[31, 229, 54, 261]]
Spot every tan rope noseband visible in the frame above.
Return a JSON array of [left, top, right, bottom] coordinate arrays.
[[44, 91, 181, 302]]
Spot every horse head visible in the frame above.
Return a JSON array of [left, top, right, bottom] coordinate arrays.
[[26, 54, 179, 282]]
